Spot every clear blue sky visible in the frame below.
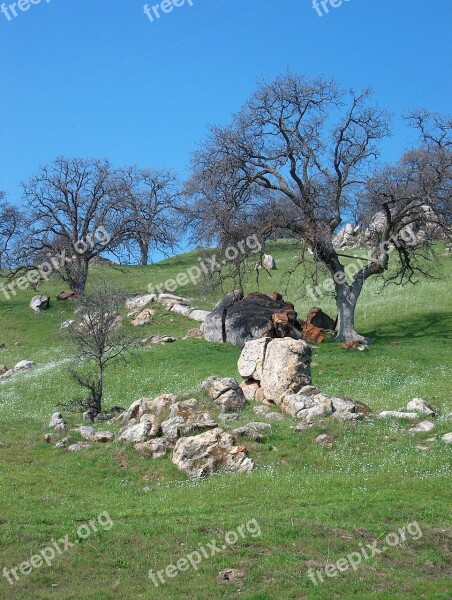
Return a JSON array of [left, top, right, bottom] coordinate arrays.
[[1, 0, 451, 205]]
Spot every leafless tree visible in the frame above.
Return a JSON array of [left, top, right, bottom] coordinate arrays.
[[185, 73, 451, 342], [16, 157, 128, 293], [0, 192, 24, 269], [66, 282, 134, 415], [117, 167, 181, 265]]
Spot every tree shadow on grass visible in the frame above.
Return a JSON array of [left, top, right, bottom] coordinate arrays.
[[362, 312, 452, 343]]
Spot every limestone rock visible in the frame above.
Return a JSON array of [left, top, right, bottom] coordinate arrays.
[[406, 398, 435, 415], [260, 338, 312, 404], [30, 295, 50, 312], [172, 428, 254, 479]]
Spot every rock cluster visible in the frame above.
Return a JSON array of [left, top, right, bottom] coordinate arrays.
[[0, 360, 36, 380], [114, 394, 254, 478]]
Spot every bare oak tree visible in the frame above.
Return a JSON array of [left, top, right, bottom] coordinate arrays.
[[18, 157, 127, 293], [185, 73, 451, 342], [118, 167, 181, 265], [0, 192, 23, 269]]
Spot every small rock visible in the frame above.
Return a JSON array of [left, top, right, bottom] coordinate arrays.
[[44, 433, 53, 443], [30, 295, 50, 312], [131, 308, 155, 326], [67, 442, 90, 452], [184, 328, 204, 340], [441, 432, 452, 444], [78, 426, 96, 440], [315, 433, 333, 448], [217, 569, 246, 584], [49, 412, 67, 429], [94, 431, 114, 443], [409, 421, 435, 434], [233, 422, 271, 441], [55, 437, 69, 449], [253, 405, 271, 416], [406, 398, 435, 416], [379, 411, 419, 420], [265, 412, 285, 421], [218, 413, 240, 421], [135, 438, 169, 458]]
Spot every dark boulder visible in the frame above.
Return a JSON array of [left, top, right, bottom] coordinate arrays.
[[203, 291, 302, 347]]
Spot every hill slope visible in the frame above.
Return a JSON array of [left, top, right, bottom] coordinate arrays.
[[0, 242, 451, 599]]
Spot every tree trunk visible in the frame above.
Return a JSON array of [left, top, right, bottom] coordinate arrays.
[[139, 242, 149, 266], [334, 281, 371, 344], [91, 365, 103, 414]]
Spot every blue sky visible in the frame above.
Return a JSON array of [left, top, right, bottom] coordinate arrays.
[[1, 0, 451, 205]]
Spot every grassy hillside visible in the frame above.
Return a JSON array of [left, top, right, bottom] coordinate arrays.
[[0, 242, 451, 599]]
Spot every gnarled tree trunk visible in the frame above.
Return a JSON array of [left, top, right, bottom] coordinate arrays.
[[334, 280, 370, 343]]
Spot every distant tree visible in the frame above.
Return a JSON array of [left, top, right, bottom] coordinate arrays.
[[118, 167, 181, 266], [185, 73, 451, 342], [0, 192, 23, 269], [17, 157, 127, 293], [66, 282, 134, 415]]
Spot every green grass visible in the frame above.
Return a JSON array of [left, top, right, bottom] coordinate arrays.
[[0, 242, 451, 599]]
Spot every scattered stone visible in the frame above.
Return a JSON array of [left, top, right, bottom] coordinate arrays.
[[82, 410, 96, 422], [189, 309, 211, 322], [315, 433, 333, 447], [218, 413, 240, 421], [172, 428, 254, 479], [94, 431, 114, 443], [118, 417, 160, 443], [143, 335, 177, 345], [201, 376, 246, 413], [55, 437, 69, 449], [409, 421, 435, 433], [295, 421, 311, 433], [379, 411, 419, 420], [125, 294, 157, 310], [217, 569, 246, 584], [240, 379, 261, 401], [262, 253, 276, 270], [157, 293, 191, 308], [406, 398, 435, 416], [29, 295, 50, 312], [49, 412, 67, 430], [0, 364, 8, 376], [135, 438, 169, 458], [67, 442, 90, 452], [78, 426, 95, 440], [341, 341, 369, 351], [253, 405, 271, 416], [305, 307, 336, 331], [184, 328, 204, 340], [265, 412, 286, 421], [44, 433, 53, 443], [56, 290, 76, 301], [233, 422, 271, 441], [441, 432, 452, 444], [170, 303, 193, 317], [131, 308, 155, 326]]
